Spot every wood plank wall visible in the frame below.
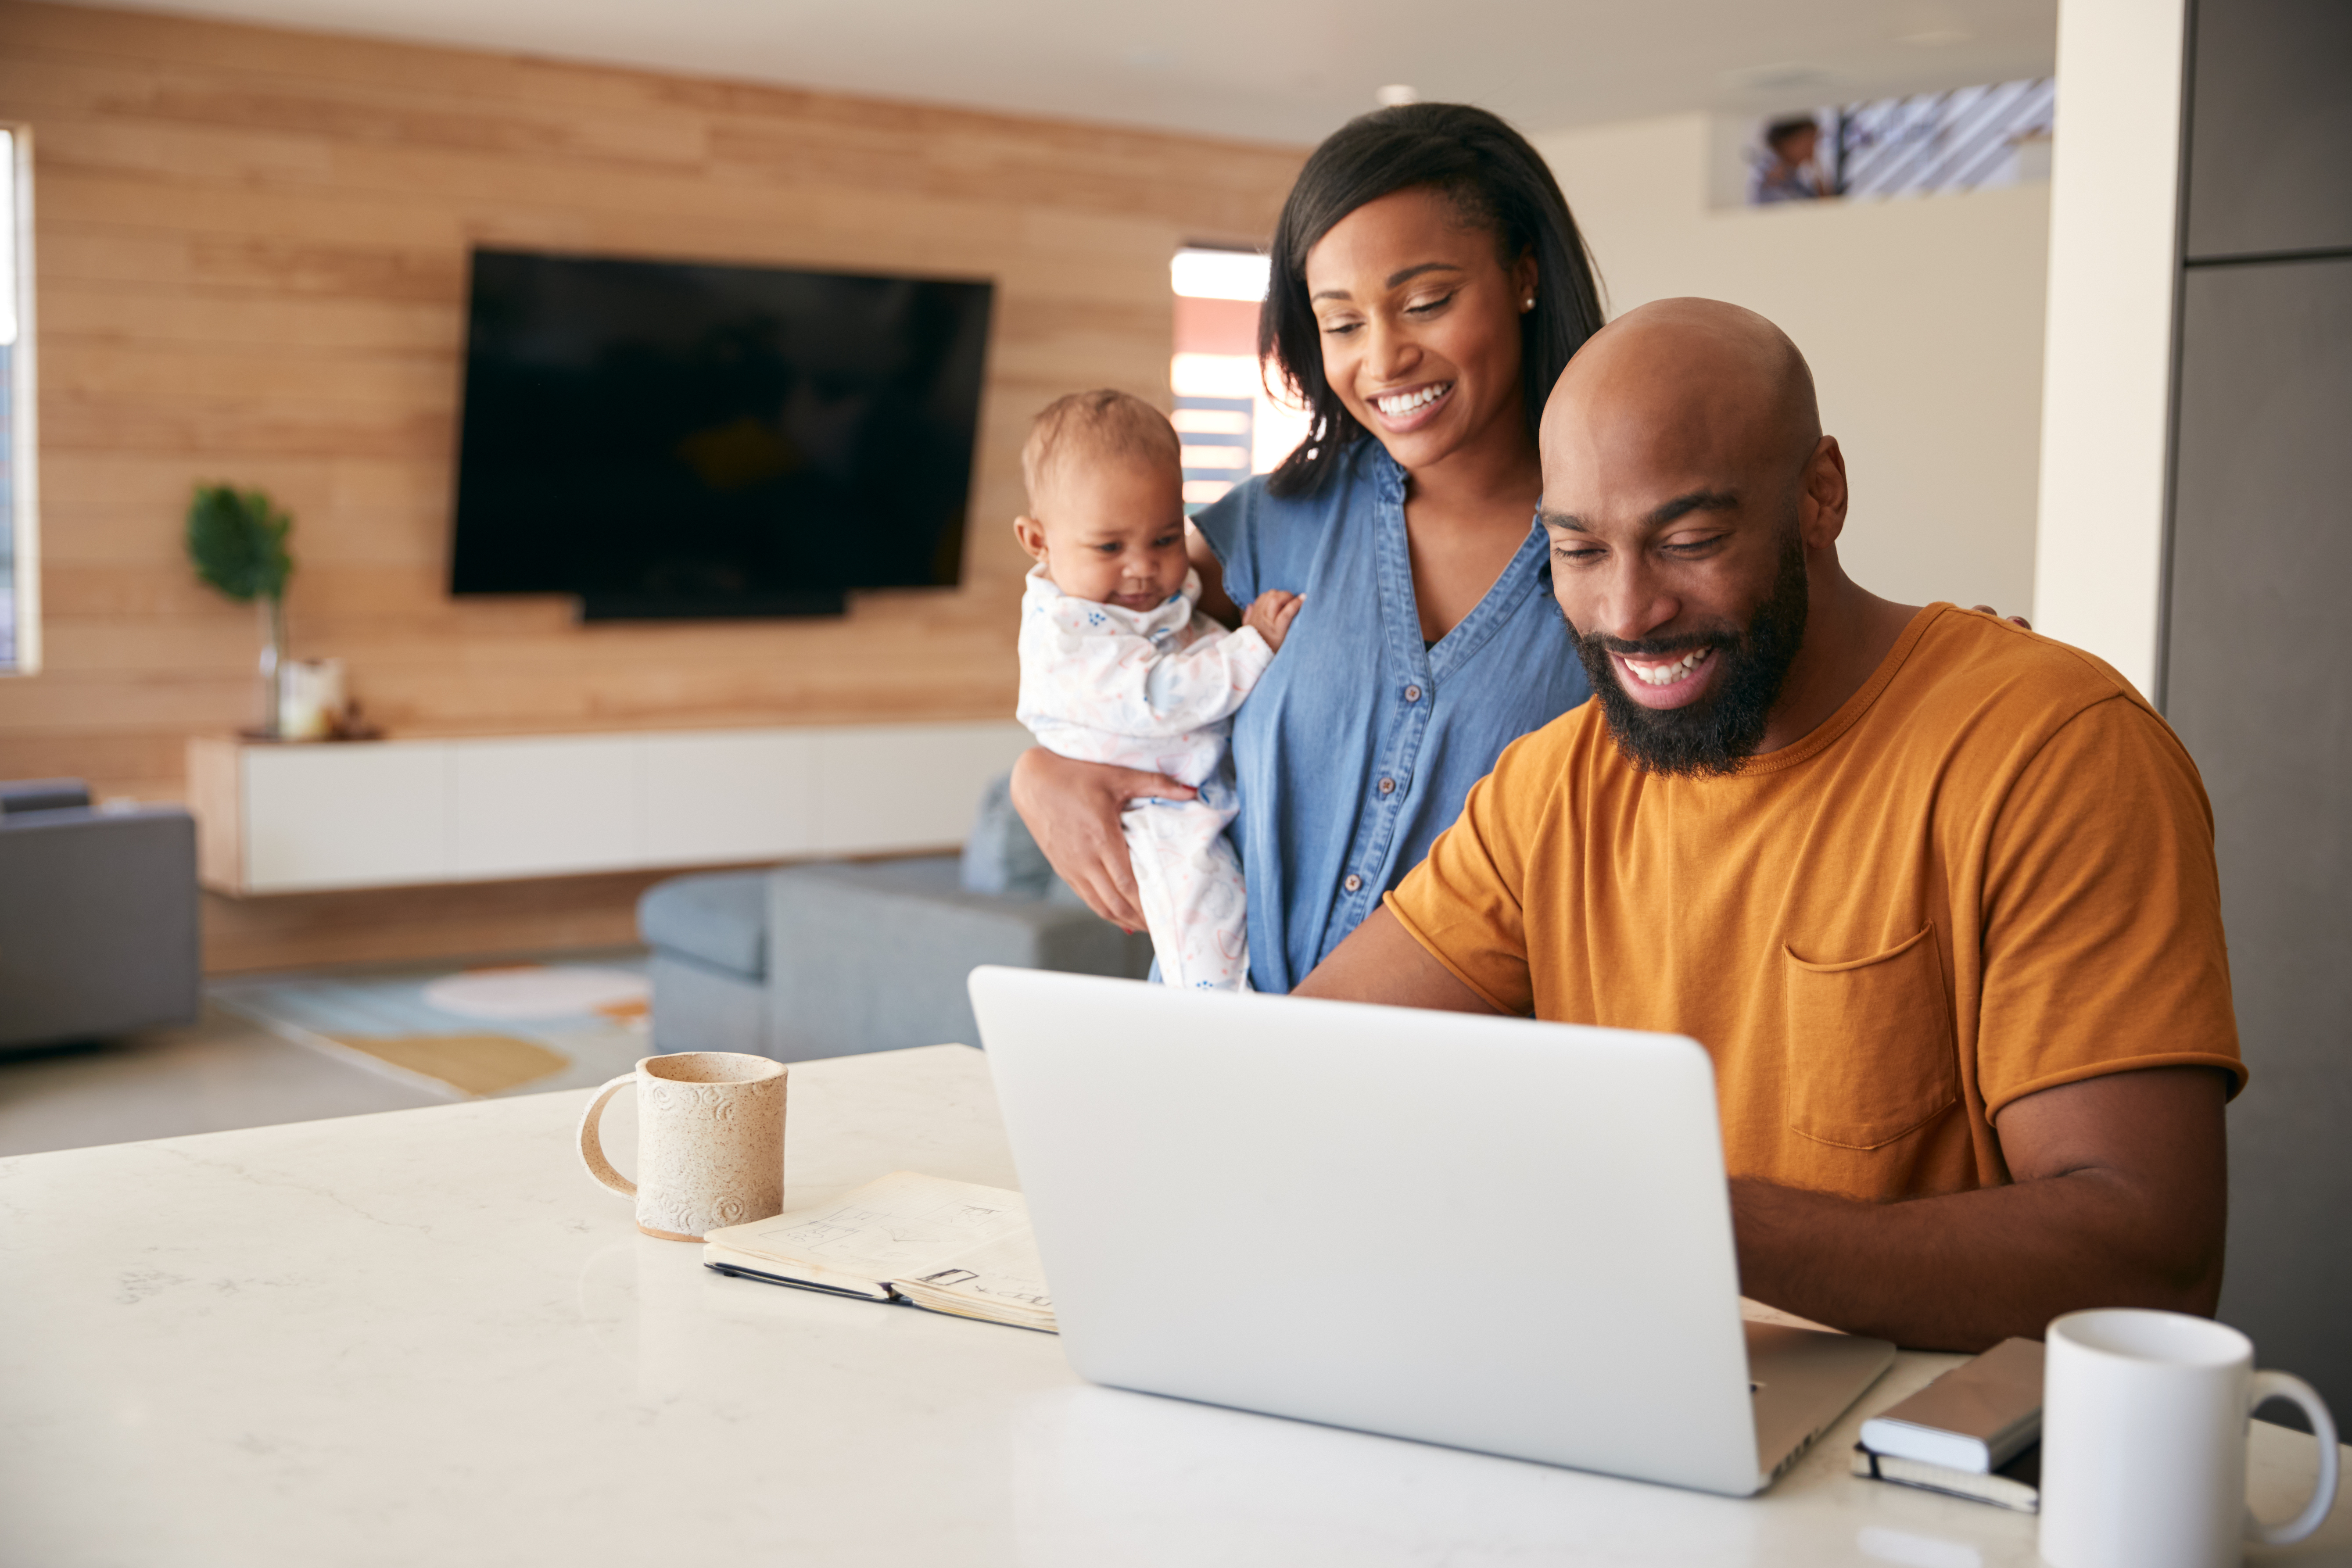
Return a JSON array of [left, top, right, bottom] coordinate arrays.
[[0, 1, 1302, 970]]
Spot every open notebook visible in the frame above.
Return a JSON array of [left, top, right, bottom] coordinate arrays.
[[701, 1171, 1055, 1333]]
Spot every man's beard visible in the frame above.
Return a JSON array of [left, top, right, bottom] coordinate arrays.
[[1569, 528, 1810, 777]]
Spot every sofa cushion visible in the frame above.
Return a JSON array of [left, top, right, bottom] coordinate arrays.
[[637, 870, 768, 980], [766, 856, 1151, 1060], [1, 778, 92, 815], [0, 805, 200, 1050], [959, 771, 1061, 899], [648, 950, 768, 1056]]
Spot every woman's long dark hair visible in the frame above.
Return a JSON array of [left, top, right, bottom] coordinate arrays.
[[1258, 103, 1605, 498]]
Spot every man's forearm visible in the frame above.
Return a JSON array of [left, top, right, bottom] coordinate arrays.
[[1294, 905, 1500, 1014], [1732, 1167, 2224, 1351]]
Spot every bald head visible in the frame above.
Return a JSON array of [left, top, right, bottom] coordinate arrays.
[[1537, 299, 1856, 775], [1542, 298, 1819, 501]]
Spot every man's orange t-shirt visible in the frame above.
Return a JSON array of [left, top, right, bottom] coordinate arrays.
[[1385, 604, 2244, 1203]]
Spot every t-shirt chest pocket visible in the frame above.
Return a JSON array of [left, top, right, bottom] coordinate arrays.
[[1782, 924, 1959, 1150]]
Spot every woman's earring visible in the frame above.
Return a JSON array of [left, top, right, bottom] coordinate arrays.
[[1521, 297, 1536, 311]]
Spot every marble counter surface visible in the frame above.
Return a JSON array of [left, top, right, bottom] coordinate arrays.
[[2, 1043, 2343, 1566]]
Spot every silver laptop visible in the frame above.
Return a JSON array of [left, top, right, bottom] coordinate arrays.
[[967, 967, 1894, 1498]]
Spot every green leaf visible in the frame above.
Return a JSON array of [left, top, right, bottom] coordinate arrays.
[[185, 484, 294, 602]]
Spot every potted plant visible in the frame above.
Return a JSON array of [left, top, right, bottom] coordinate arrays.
[[185, 483, 294, 737]]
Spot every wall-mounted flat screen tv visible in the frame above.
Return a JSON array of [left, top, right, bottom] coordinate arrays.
[[450, 248, 993, 619]]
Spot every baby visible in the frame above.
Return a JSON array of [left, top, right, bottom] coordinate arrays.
[[1013, 389, 1301, 990]]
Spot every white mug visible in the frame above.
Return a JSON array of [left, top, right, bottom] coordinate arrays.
[[577, 1051, 787, 1241], [2040, 1308, 2340, 1568]]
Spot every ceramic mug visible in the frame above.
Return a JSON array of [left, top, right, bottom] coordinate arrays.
[[2040, 1308, 2341, 1568], [577, 1052, 787, 1241]]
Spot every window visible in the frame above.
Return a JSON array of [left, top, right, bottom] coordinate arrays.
[[1169, 247, 1310, 514], [0, 126, 34, 674]]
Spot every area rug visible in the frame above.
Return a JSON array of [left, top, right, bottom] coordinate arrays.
[[420, 966, 650, 1020], [211, 955, 651, 1100]]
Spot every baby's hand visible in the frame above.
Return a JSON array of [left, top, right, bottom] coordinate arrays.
[[1244, 590, 1304, 652]]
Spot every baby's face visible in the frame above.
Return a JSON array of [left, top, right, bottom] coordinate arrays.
[[1018, 458, 1190, 612]]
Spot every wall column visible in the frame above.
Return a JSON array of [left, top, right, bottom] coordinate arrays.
[[2030, 0, 2187, 698]]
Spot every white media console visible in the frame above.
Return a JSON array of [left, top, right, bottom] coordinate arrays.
[[186, 720, 1035, 895]]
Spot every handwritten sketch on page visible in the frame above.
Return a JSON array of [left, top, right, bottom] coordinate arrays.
[[703, 1171, 1055, 1330]]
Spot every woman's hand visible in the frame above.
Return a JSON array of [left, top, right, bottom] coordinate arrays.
[[1972, 605, 2033, 630], [1009, 747, 1195, 931]]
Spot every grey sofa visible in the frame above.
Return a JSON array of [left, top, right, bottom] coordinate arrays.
[[638, 776, 1151, 1062], [0, 778, 201, 1051]]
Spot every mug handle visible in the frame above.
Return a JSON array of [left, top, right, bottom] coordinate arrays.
[[577, 1073, 637, 1199], [2245, 1369, 2340, 1546]]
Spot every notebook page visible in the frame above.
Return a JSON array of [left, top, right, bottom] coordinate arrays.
[[704, 1171, 1030, 1290], [893, 1227, 1056, 1332]]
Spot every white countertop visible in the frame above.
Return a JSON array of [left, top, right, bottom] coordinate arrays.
[[3, 1043, 2344, 1566]]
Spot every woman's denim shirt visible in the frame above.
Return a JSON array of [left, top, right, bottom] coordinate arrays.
[[1192, 440, 1593, 992]]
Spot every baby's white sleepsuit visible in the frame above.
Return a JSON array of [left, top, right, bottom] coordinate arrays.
[[1015, 563, 1273, 990]]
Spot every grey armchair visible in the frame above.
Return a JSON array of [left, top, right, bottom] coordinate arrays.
[[0, 778, 201, 1051], [638, 775, 1151, 1062]]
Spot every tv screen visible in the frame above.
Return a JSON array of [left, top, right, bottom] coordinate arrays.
[[450, 248, 993, 619]]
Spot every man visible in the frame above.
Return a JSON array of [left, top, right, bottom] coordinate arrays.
[[1298, 299, 2242, 1351]]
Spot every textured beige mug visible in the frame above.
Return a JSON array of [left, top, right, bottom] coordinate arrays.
[[577, 1052, 787, 1241]]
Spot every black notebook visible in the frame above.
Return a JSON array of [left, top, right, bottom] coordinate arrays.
[[1851, 1442, 2041, 1513]]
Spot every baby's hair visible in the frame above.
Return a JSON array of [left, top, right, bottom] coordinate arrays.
[[1021, 389, 1181, 509]]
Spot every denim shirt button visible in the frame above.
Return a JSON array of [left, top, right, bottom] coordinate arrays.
[[1343, 873, 1363, 893], [1404, 685, 1423, 702], [1378, 777, 1397, 796]]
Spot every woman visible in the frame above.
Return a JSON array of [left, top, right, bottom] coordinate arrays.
[[1013, 103, 1604, 992]]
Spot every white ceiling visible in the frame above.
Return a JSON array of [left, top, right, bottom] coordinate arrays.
[[75, 0, 2059, 146]]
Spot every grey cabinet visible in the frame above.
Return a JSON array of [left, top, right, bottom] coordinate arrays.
[[2183, 0, 2352, 260], [2165, 255, 2352, 1412]]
